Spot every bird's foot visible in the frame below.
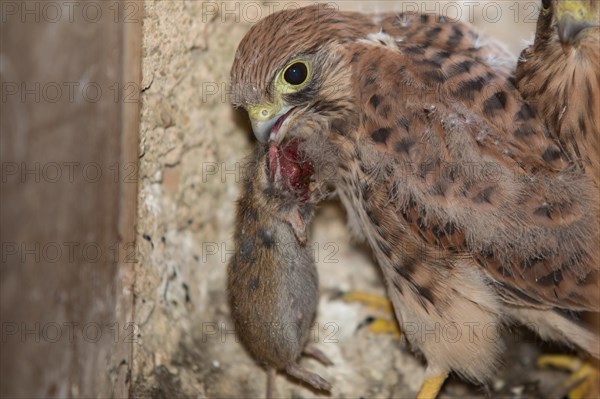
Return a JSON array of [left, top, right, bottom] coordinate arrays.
[[356, 315, 402, 337], [416, 369, 449, 399], [339, 290, 394, 312], [538, 354, 600, 399], [285, 363, 332, 392], [337, 291, 401, 337]]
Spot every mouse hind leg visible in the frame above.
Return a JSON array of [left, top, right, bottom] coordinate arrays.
[[302, 346, 333, 366], [285, 363, 332, 392]]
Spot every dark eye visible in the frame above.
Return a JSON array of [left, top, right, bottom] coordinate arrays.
[[283, 62, 308, 85], [542, 0, 551, 10]]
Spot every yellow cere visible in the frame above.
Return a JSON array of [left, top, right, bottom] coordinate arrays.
[[556, 0, 598, 22], [248, 101, 281, 122]]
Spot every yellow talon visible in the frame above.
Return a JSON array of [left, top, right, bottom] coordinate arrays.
[[416, 372, 448, 399], [341, 291, 400, 337], [538, 354, 583, 371], [538, 354, 600, 399], [341, 291, 394, 313], [356, 316, 401, 337]]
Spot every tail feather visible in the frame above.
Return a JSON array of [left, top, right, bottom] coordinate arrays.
[[507, 306, 600, 358]]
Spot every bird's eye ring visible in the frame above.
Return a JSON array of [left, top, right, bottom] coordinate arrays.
[[283, 61, 309, 86], [275, 58, 311, 94]]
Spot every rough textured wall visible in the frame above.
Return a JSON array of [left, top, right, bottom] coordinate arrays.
[[134, 2, 538, 398]]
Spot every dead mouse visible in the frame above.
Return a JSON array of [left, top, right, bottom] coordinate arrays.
[[228, 141, 332, 398]]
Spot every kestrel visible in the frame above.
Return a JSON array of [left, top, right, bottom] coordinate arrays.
[[516, 1, 600, 395], [230, 4, 600, 397], [517, 0, 599, 185]]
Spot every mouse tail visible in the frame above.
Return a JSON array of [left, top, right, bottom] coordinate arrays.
[[266, 367, 276, 399]]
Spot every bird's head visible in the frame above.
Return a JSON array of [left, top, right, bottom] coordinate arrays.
[[542, 0, 599, 47], [230, 5, 373, 144]]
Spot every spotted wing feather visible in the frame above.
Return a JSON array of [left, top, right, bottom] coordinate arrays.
[[349, 34, 600, 311]]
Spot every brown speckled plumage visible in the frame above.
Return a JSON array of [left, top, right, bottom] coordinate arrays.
[[517, 0, 600, 184], [231, 3, 600, 389]]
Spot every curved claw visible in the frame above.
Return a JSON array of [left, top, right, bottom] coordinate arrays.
[[538, 354, 600, 399], [339, 291, 394, 313], [416, 370, 449, 399], [356, 315, 401, 337]]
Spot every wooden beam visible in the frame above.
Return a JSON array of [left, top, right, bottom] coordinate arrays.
[[0, 1, 142, 396]]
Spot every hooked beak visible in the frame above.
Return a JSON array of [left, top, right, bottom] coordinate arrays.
[[555, 1, 598, 46], [248, 103, 293, 143]]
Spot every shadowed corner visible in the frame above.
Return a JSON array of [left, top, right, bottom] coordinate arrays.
[[231, 106, 255, 143]]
